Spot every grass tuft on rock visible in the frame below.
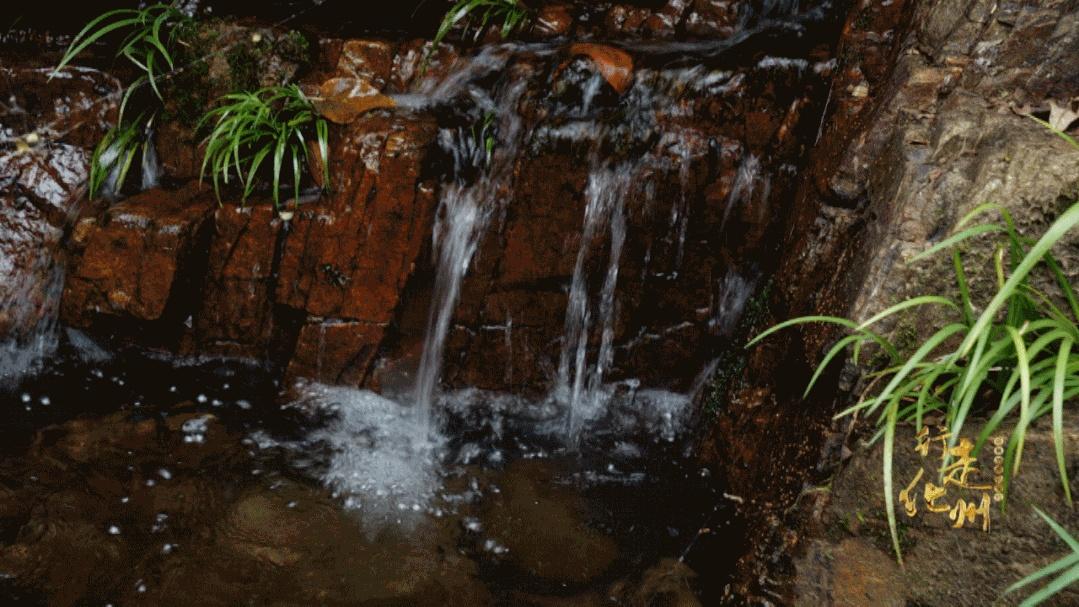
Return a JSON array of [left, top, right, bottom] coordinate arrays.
[[198, 85, 329, 208]]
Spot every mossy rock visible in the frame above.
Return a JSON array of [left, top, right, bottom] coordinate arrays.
[[163, 21, 312, 128]]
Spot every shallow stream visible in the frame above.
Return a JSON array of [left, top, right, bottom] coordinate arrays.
[[0, 346, 738, 605]]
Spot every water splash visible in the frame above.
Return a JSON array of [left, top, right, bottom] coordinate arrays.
[[292, 383, 445, 530]]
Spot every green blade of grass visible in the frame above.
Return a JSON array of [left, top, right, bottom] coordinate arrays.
[[855, 295, 958, 332], [1053, 338, 1074, 505], [52, 11, 141, 77], [884, 398, 902, 565], [1006, 325, 1033, 474], [910, 224, 1006, 263]]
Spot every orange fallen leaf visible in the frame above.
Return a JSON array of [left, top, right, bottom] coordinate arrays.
[[568, 42, 635, 94], [310, 76, 396, 125]]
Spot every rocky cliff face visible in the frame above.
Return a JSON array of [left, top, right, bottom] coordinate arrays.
[[55, 1, 841, 400], [698, 0, 1079, 600]]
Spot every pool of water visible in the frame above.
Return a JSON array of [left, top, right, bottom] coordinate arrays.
[[0, 344, 740, 606]]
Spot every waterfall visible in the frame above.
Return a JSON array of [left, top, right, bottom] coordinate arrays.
[[412, 183, 493, 436], [140, 122, 161, 190], [0, 253, 65, 388], [411, 71, 530, 436], [555, 161, 636, 443]]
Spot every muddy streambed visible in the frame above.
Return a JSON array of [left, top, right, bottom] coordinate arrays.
[[0, 347, 737, 605]]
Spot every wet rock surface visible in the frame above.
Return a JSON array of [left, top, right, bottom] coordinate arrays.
[[188, 204, 282, 359], [0, 66, 116, 383], [697, 0, 1079, 600], [54, 1, 839, 398], [62, 183, 216, 333], [5, 0, 1078, 602]]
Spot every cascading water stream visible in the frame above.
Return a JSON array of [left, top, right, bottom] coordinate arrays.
[[410, 65, 531, 436], [556, 161, 637, 443]]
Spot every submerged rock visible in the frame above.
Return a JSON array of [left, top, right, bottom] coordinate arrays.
[[611, 558, 703, 607], [482, 460, 618, 585]]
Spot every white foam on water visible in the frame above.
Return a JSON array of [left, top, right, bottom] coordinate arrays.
[[295, 384, 446, 530]]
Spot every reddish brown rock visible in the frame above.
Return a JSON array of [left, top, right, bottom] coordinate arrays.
[[336, 39, 397, 90], [154, 120, 202, 182], [0, 66, 119, 150], [0, 144, 88, 340], [0, 65, 115, 366], [286, 321, 386, 384], [534, 4, 574, 38], [685, 0, 740, 37], [445, 291, 569, 391], [644, 0, 689, 37], [605, 5, 652, 36], [62, 183, 216, 325], [193, 204, 281, 358], [389, 39, 460, 93], [277, 113, 438, 322]]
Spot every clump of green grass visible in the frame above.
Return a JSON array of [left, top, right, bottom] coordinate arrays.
[[198, 84, 329, 207], [1006, 508, 1079, 606], [749, 121, 1079, 565], [426, 0, 530, 65], [52, 2, 192, 198]]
